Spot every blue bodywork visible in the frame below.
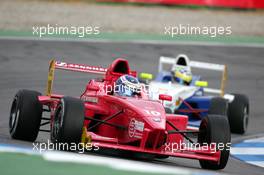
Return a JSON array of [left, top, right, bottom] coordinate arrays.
[[155, 71, 214, 128]]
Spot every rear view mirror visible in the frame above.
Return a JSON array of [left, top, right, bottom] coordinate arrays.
[[159, 94, 172, 102], [195, 81, 208, 87]]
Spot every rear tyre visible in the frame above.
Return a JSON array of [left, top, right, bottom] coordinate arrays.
[[208, 97, 228, 116], [198, 115, 231, 170], [9, 90, 42, 141], [227, 94, 249, 134], [51, 96, 85, 147]]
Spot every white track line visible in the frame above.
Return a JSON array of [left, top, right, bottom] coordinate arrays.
[[247, 161, 264, 167], [43, 151, 190, 175], [0, 144, 38, 155], [244, 137, 264, 143], [231, 148, 264, 155]]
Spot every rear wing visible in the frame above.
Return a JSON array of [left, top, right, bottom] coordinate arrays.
[[159, 56, 227, 97], [46, 60, 107, 96]]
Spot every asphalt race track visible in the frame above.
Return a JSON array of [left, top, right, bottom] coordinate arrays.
[[0, 38, 264, 175]]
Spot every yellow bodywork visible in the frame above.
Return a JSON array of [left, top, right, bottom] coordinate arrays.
[[81, 127, 92, 144], [220, 65, 227, 97], [46, 60, 55, 96]]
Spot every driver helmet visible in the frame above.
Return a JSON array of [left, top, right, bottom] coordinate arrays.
[[114, 75, 141, 97], [173, 67, 193, 85]]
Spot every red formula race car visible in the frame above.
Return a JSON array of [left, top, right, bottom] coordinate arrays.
[[9, 58, 231, 170]]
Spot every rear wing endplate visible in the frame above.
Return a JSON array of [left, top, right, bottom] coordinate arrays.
[[45, 60, 107, 96], [159, 56, 227, 97]]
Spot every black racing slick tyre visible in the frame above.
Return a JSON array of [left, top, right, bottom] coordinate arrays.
[[208, 97, 228, 116], [198, 115, 231, 170], [228, 94, 249, 134], [9, 90, 43, 141], [51, 96, 85, 145]]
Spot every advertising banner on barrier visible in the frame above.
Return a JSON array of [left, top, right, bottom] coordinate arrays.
[[100, 0, 264, 9]]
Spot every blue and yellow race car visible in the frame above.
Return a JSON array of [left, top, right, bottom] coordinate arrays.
[[140, 55, 249, 134]]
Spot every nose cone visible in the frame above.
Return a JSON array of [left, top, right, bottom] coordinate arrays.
[[144, 115, 166, 130], [127, 98, 166, 130]]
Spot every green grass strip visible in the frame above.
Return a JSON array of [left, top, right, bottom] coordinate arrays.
[[0, 152, 180, 175], [0, 30, 264, 45]]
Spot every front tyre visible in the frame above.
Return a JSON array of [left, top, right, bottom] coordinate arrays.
[[9, 90, 43, 141], [198, 115, 231, 170], [51, 96, 85, 145], [228, 94, 249, 134]]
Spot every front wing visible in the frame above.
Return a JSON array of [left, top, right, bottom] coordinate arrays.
[[83, 130, 221, 163]]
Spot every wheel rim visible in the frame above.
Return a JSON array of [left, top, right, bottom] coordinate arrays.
[[243, 106, 249, 132], [9, 97, 19, 132]]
